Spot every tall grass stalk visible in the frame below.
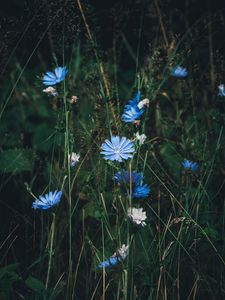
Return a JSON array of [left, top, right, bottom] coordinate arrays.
[[45, 213, 56, 289]]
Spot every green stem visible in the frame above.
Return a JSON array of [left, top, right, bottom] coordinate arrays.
[[63, 80, 72, 293], [45, 213, 56, 289]]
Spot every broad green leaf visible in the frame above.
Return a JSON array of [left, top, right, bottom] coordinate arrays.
[[25, 276, 45, 293], [0, 149, 34, 172]]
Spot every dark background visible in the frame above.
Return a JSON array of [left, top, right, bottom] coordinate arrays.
[[1, 0, 225, 72]]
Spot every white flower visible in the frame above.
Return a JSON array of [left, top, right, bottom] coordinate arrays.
[[68, 152, 80, 167], [135, 132, 147, 145], [115, 244, 129, 260], [127, 207, 147, 226], [42, 86, 58, 96], [137, 98, 150, 109], [69, 96, 78, 104], [218, 84, 225, 97]]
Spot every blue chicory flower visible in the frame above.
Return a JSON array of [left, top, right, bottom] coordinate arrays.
[[171, 66, 188, 78], [114, 169, 151, 199], [182, 159, 199, 172], [113, 170, 143, 185], [127, 90, 141, 107], [132, 184, 151, 198], [100, 136, 135, 162], [121, 105, 144, 123], [218, 84, 225, 97], [97, 256, 120, 269], [32, 190, 62, 210], [121, 91, 146, 123], [43, 66, 68, 86], [97, 244, 129, 269]]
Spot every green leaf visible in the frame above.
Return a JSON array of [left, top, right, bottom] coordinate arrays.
[[0, 149, 34, 173], [0, 264, 21, 300], [84, 202, 103, 220], [32, 124, 55, 152], [0, 264, 19, 280], [25, 276, 45, 293], [204, 227, 220, 242], [160, 142, 180, 178]]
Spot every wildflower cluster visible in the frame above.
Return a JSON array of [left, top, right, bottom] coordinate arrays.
[[31, 64, 201, 278], [31, 66, 80, 210], [98, 81, 201, 269], [98, 91, 152, 268]]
